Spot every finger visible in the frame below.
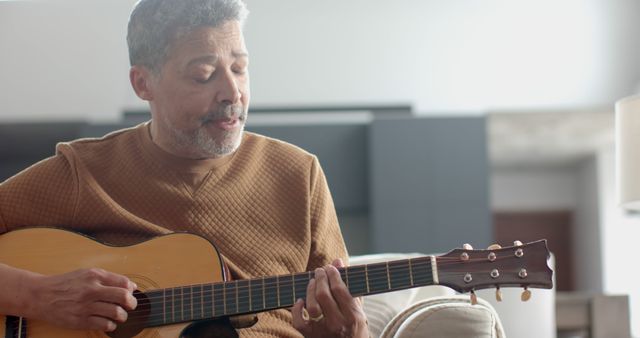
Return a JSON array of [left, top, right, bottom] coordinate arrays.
[[291, 298, 311, 335], [86, 315, 117, 332], [89, 302, 128, 323], [98, 270, 137, 292], [325, 264, 360, 322], [314, 267, 343, 323], [331, 258, 346, 268], [97, 286, 138, 310], [305, 277, 322, 318]]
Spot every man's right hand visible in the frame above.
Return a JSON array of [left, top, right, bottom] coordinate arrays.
[[29, 268, 138, 332]]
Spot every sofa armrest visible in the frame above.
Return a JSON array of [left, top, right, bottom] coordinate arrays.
[[380, 295, 505, 338]]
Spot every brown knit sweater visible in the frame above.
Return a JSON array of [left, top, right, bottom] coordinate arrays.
[[0, 122, 348, 337]]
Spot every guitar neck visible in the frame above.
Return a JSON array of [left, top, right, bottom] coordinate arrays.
[[142, 256, 435, 327]]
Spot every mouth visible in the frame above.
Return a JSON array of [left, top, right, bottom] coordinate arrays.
[[207, 118, 241, 131]]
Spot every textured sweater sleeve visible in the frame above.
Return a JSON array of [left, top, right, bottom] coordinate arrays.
[[0, 154, 78, 233], [306, 156, 349, 271]]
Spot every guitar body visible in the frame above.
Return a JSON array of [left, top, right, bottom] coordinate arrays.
[[0, 228, 228, 338]]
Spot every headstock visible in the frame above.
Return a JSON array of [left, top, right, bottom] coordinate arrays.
[[436, 240, 553, 301]]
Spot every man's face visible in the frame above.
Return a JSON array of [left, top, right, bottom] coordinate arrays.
[[147, 20, 250, 159]]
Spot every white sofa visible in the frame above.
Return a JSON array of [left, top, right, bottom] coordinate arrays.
[[351, 253, 556, 338]]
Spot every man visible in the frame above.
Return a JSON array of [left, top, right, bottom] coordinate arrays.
[[0, 0, 369, 337]]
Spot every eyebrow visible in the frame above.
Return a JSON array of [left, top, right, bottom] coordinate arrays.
[[185, 51, 249, 68]]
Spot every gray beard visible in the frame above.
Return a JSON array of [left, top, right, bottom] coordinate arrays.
[[167, 122, 245, 159]]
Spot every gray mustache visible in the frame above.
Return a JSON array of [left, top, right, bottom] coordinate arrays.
[[201, 105, 245, 123]]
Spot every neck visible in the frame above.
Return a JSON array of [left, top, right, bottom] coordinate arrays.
[[138, 256, 435, 328]]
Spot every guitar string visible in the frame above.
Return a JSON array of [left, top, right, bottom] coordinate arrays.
[[121, 254, 522, 309], [123, 268, 535, 323]]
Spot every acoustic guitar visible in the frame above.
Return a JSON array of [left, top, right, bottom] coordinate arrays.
[[0, 227, 553, 338]]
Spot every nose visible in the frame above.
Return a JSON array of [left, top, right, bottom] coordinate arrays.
[[215, 69, 242, 104]]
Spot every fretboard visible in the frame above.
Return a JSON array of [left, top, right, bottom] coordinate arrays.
[[139, 256, 435, 328]]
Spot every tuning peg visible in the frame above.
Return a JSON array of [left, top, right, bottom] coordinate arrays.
[[495, 287, 503, 302], [487, 244, 502, 250], [513, 240, 523, 247], [470, 291, 478, 305], [463, 243, 473, 250], [521, 287, 531, 302]]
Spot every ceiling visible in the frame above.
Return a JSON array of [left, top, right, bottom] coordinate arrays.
[[488, 108, 615, 168]]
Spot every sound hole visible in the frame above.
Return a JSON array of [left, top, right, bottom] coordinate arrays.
[[181, 319, 238, 338]]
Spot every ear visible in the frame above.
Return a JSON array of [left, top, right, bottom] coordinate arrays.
[[129, 65, 155, 101]]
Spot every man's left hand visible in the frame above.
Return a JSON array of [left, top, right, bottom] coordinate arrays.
[[292, 259, 369, 338]]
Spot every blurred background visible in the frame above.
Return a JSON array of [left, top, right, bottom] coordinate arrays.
[[1, 0, 639, 337]]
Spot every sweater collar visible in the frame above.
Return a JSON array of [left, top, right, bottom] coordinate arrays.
[[137, 121, 236, 173]]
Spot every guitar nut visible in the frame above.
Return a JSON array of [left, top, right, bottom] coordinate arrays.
[[515, 248, 524, 258], [461, 252, 469, 261], [488, 252, 496, 261], [490, 269, 500, 278], [464, 273, 473, 283]]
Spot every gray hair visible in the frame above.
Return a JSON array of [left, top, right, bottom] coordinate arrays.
[[127, 0, 249, 73]]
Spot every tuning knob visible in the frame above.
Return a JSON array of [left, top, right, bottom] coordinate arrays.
[[470, 291, 478, 305], [463, 243, 474, 250], [496, 287, 503, 302], [521, 287, 532, 302], [513, 240, 523, 246], [487, 244, 502, 250]]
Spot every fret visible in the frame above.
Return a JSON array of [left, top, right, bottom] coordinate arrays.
[[411, 257, 433, 286], [364, 265, 370, 293], [163, 289, 167, 324], [262, 277, 266, 309], [250, 278, 264, 313], [431, 256, 439, 284], [278, 275, 294, 307], [168, 287, 174, 323], [175, 287, 182, 321], [291, 274, 295, 300], [346, 265, 367, 296], [293, 273, 309, 301], [389, 260, 412, 290], [408, 259, 414, 286], [237, 280, 250, 314], [263, 277, 279, 309], [340, 269, 348, 290], [213, 283, 224, 317], [386, 262, 391, 290], [193, 284, 203, 320], [182, 286, 192, 321], [224, 281, 238, 315], [367, 262, 390, 293], [203, 284, 213, 319], [276, 276, 281, 307]]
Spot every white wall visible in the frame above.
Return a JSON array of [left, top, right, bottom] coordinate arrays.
[[0, 0, 136, 122], [597, 145, 640, 337], [1, 0, 640, 122], [491, 166, 578, 211]]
